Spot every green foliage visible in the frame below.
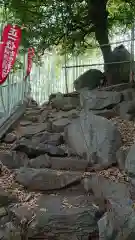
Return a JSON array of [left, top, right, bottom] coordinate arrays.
[[108, 0, 135, 28], [1, 0, 135, 56], [11, 59, 24, 73]]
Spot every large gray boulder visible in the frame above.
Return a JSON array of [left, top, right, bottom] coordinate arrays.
[[50, 92, 80, 110], [80, 88, 122, 111], [110, 44, 135, 84], [82, 174, 135, 240], [74, 69, 104, 91], [98, 208, 135, 240], [15, 167, 82, 190], [82, 174, 131, 201], [64, 111, 122, 166], [115, 100, 135, 121], [27, 195, 98, 240]]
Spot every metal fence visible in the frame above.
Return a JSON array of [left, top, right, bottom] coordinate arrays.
[[0, 42, 30, 129], [0, 17, 135, 116], [30, 27, 135, 105], [63, 28, 135, 92], [0, 61, 30, 127], [0, 7, 31, 130]]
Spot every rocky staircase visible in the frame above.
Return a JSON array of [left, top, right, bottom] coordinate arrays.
[[1, 86, 135, 239], [0, 100, 100, 240]]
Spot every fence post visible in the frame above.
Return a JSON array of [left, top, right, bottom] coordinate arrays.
[[130, 23, 135, 82], [64, 53, 68, 93]]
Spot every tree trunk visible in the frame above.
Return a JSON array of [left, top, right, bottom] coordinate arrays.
[[95, 27, 112, 72], [88, 0, 113, 84]]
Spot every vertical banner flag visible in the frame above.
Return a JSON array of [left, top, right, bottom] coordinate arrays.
[[0, 24, 21, 84], [0, 43, 3, 59], [24, 47, 35, 80]]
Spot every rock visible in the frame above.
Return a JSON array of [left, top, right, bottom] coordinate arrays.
[[39, 109, 49, 122], [0, 229, 5, 239], [3, 222, 21, 240], [82, 174, 131, 202], [91, 109, 118, 119], [74, 69, 104, 90], [29, 155, 51, 168], [29, 154, 87, 171], [50, 92, 80, 110], [32, 132, 63, 146], [116, 147, 130, 171], [98, 212, 115, 240], [111, 44, 135, 84], [0, 207, 7, 218], [98, 200, 135, 239], [15, 168, 82, 190], [13, 139, 66, 158], [50, 157, 88, 171], [39, 144, 66, 157], [8, 205, 34, 226], [67, 110, 80, 120], [66, 146, 79, 157], [65, 111, 122, 166], [57, 144, 79, 157], [115, 100, 135, 120], [52, 118, 71, 133], [80, 88, 122, 110], [3, 133, 17, 144], [25, 109, 42, 117], [0, 162, 2, 175], [27, 195, 98, 239], [49, 109, 80, 121], [102, 82, 135, 92], [0, 151, 29, 169], [123, 101, 135, 115], [122, 88, 135, 102], [19, 123, 48, 138], [114, 213, 135, 239], [24, 115, 39, 122], [83, 174, 135, 239], [49, 92, 63, 110], [125, 143, 135, 177], [20, 120, 32, 126], [0, 189, 17, 207], [49, 92, 64, 102], [60, 104, 75, 111], [12, 139, 42, 157], [49, 91, 79, 100], [0, 215, 10, 226]]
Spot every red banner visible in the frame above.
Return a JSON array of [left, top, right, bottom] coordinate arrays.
[[0, 43, 3, 59], [0, 24, 21, 84], [25, 47, 35, 80]]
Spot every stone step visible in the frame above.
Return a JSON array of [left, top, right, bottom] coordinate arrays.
[[8, 194, 100, 240]]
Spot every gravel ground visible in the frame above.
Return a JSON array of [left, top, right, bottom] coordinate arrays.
[[111, 117, 135, 148]]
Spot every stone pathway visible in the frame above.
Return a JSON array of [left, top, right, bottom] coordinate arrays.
[[0, 93, 135, 239]]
